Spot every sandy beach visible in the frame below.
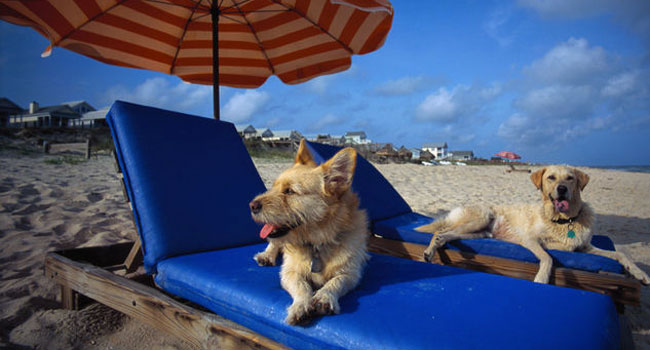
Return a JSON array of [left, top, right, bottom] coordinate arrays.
[[1, 149, 649, 349]]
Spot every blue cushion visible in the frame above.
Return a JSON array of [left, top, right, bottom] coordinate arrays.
[[305, 141, 412, 221], [107, 101, 266, 273], [374, 212, 624, 274], [155, 243, 620, 350]]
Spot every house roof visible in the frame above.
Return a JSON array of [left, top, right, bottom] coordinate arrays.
[[63, 100, 95, 110], [270, 130, 302, 138], [235, 124, 256, 133], [22, 104, 80, 119], [0, 97, 23, 112], [450, 151, 474, 157], [423, 142, 448, 149], [345, 131, 367, 138], [80, 107, 109, 120]]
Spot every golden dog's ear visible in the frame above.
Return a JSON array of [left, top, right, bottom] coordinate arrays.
[[322, 147, 357, 196], [574, 168, 590, 191], [530, 168, 545, 191], [295, 139, 316, 166]]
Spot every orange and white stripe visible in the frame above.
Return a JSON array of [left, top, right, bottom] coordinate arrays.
[[0, 0, 393, 88]]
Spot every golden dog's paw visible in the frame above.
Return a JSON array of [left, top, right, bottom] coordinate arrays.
[[533, 272, 550, 284], [628, 266, 650, 285], [254, 251, 276, 266], [311, 291, 340, 316], [285, 300, 313, 325], [423, 247, 435, 262]]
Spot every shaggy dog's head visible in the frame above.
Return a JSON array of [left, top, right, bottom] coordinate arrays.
[[250, 139, 357, 243], [531, 165, 589, 219]]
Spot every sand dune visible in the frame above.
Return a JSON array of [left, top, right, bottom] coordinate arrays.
[[1, 152, 649, 349]]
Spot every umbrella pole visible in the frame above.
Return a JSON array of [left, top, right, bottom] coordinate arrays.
[[211, 6, 220, 120]]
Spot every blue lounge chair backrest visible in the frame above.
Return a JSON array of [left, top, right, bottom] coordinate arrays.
[[107, 101, 265, 273], [305, 141, 412, 221]]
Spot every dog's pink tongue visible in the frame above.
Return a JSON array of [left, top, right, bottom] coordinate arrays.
[[554, 199, 570, 213], [260, 223, 278, 239]]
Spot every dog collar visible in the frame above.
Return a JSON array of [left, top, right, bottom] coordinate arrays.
[[552, 208, 582, 238], [551, 208, 582, 225]]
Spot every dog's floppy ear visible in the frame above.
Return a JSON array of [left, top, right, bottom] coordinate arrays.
[[322, 147, 357, 196], [573, 168, 590, 191], [530, 168, 545, 191], [295, 139, 316, 166]]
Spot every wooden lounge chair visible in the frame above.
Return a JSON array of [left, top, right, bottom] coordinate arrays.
[[506, 164, 532, 173], [305, 141, 641, 310], [46, 101, 623, 349]]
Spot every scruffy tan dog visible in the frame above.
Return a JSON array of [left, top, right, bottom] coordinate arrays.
[[249, 139, 369, 325], [417, 165, 650, 285]]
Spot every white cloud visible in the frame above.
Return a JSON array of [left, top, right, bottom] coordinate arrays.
[[483, 8, 515, 47], [222, 90, 270, 123], [307, 113, 345, 132], [374, 76, 428, 96], [515, 85, 594, 119], [518, 0, 650, 42], [102, 77, 212, 115], [601, 71, 639, 97], [415, 84, 502, 123], [416, 87, 458, 122], [524, 38, 609, 85]]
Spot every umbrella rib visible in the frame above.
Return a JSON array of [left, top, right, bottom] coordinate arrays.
[[169, 0, 204, 75], [231, 1, 275, 74], [269, 0, 353, 54]]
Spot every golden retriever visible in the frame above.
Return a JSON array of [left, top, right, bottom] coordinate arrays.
[[417, 165, 650, 285]]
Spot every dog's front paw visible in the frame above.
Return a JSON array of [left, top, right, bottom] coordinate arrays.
[[286, 300, 313, 326], [254, 251, 276, 266], [311, 291, 340, 316], [423, 247, 435, 262], [627, 265, 650, 285], [533, 271, 550, 284]]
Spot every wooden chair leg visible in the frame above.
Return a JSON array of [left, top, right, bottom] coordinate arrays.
[[61, 284, 79, 310], [124, 237, 143, 273]]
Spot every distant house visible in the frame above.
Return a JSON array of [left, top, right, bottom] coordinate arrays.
[[64, 101, 96, 115], [8, 101, 92, 128], [422, 142, 448, 160], [449, 150, 474, 161], [397, 146, 412, 160], [0, 97, 23, 128], [344, 131, 371, 145], [73, 107, 109, 128], [264, 130, 302, 142], [420, 150, 435, 161], [255, 128, 274, 139], [376, 143, 398, 157], [235, 124, 257, 139]]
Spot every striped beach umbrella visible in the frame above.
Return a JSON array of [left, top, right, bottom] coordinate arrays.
[[0, 0, 393, 119], [495, 151, 522, 160]]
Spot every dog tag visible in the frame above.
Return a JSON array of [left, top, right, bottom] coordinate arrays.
[[567, 230, 576, 238]]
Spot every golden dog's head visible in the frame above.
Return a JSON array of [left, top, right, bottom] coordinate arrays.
[[249, 139, 357, 241], [531, 165, 589, 218]]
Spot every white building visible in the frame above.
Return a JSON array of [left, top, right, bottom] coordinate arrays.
[[422, 142, 448, 160]]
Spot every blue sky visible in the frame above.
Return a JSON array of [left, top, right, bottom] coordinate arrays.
[[1, 0, 650, 166]]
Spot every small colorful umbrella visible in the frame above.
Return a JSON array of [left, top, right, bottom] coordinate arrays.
[[495, 151, 522, 160], [0, 0, 393, 119]]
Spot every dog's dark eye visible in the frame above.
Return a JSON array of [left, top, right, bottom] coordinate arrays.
[[547, 175, 556, 181], [566, 176, 574, 181], [283, 188, 295, 195]]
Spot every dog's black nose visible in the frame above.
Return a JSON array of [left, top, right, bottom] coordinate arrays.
[[557, 185, 567, 195], [250, 200, 262, 214]]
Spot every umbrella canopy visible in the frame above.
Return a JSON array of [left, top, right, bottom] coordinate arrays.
[[0, 0, 393, 119], [495, 151, 522, 160]]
